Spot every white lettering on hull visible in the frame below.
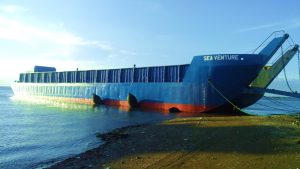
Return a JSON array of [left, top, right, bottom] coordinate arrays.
[[203, 55, 243, 61]]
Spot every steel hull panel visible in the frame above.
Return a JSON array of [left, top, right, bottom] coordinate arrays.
[[12, 54, 268, 113]]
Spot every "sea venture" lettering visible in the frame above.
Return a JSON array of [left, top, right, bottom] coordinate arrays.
[[203, 55, 241, 61]]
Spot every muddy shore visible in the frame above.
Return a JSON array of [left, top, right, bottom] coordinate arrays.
[[47, 115, 300, 169]]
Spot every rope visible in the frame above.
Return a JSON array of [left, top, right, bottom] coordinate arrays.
[[281, 46, 295, 93], [289, 36, 296, 45], [208, 80, 245, 113], [270, 45, 292, 65], [208, 80, 299, 115], [298, 50, 300, 82], [264, 96, 300, 111], [255, 102, 297, 113]]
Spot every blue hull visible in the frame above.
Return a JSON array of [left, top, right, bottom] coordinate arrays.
[[12, 32, 291, 113], [12, 54, 266, 113]]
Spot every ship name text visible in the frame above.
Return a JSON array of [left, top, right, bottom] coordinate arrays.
[[203, 55, 241, 61]]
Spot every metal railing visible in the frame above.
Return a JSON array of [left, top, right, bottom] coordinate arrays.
[[252, 30, 286, 54]]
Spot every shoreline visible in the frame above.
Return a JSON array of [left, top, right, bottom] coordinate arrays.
[[47, 115, 300, 169], [44, 124, 150, 169]]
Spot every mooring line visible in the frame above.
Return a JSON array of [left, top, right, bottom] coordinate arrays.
[[207, 80, 248, 114]]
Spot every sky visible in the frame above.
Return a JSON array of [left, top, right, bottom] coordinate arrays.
[[0, 0, 300, 91]]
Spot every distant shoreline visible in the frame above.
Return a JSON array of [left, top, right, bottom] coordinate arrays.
[[46, 114, 300, 169]]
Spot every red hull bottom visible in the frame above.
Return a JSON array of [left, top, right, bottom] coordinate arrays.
[[14, 96, 215, 113]]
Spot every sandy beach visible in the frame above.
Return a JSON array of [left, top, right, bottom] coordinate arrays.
[[48, 115, 300, 169]]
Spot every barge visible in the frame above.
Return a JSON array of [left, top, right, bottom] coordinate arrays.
[[12, 32, 299, 113]]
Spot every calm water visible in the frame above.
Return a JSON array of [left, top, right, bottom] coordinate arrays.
[[0, 87, 176, 169], [0, 86, 300, 169], [245, 95, 300, 115]]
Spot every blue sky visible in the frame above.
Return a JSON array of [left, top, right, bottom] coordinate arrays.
[[1, 0, 300, 90]]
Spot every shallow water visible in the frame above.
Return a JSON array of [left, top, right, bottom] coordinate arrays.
[[0, 87, 176, 169], [0, 86, 300, 169], [245, 96, 300, 115]]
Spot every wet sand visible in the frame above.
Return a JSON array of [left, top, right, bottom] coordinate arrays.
[[48, 115, 300, 169]]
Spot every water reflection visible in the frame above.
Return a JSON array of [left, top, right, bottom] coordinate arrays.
[[2, 95, 176, 169]]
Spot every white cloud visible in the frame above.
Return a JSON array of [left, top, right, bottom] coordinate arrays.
[[0, 4, 138, 85], [39, 47, 74, 58], [237, 20, 300, 33], [107, 54, 118, 58], [0, 4, 28, 13], [119, 50, 137, 55], [238, 23, 281, 33], [0, 13, 116, 63], [285, 20, 300, 30], [80, 40, 113, 51], [0, 16, 113, 51]]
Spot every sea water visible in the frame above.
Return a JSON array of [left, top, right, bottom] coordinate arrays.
[[0, 86, 299, 169], [0, 87, 176, 169], [245, 95, 300, 115]]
